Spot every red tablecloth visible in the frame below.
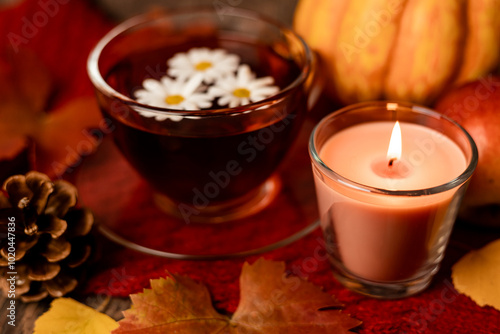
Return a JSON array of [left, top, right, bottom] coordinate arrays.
[[2, 1, 500, 333]]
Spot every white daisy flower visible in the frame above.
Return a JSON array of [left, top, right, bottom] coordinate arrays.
[[132, 108, 183, 122], [208, 64, 280, 108], [133, 73, 212, 121], [167, 47, 240, 84]]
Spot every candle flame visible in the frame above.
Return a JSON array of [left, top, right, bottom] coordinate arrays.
[[387, 121, 402, 163]]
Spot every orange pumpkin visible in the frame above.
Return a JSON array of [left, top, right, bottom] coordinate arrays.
[[294, 0, 500, 105]]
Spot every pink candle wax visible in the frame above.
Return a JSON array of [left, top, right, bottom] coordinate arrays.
[[315, 121, 466, 281]]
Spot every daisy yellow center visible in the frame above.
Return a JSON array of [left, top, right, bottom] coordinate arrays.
[[233, 88, 250, 98], [195, 61, 212, 71], [165, 95, 185, 105]]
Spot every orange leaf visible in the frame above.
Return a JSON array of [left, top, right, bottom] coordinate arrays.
[[231, 258, 361, 333], [34, 98, 103, 178], [114, 274, 229, 333], [0, 48, 50, 161], [114, 258, 361, 333], [0, 48, 104, 178], [0, 47, 52, 114]]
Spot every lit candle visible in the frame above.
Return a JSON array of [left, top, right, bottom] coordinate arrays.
[[309, 102, 477, 298], [316, 121, 465, 281], [323, 120, 469, 191], [370, 121, 412, 180]]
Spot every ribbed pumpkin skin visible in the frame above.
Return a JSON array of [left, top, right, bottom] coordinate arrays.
[[294, 0, 500, 106]]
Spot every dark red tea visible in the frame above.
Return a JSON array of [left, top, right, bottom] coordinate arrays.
[[98, 35, 307, 219]]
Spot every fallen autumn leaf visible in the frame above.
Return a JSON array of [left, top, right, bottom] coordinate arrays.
[[33, 297, 119, 334], [452, 238, 500, 311], [114, 258, 361, 333]]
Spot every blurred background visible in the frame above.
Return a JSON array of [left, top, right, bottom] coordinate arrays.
[[0, 0, 299, 25], [93, 0, 299, 25]]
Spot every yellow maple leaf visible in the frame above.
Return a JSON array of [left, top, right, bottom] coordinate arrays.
[[33, 298, 119, 334], [452, 238, 500, 310]]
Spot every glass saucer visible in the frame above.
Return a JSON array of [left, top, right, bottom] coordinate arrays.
[[74, 123, 319, 259]]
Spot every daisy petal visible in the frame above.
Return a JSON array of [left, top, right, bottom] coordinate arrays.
[[229, 99, 240, 108], [143, 78, 164, 92], [197, 100, 213, 109], [167, 68, 189, 81], [252, 86, 279, 97], [160, 76, 175, 87], [236, 64, 253, 85], [240, 97, 250, 106], [155, 114, 169, 121], [218, 95, 232, 106], [248, 76, 275, 89], [183, 102, 199, 110], [168, 115, 184, 122], [220, 78, 237, 91], [208, 86, 228, 98], [134, 89, 149, 99], [167, 54, 191, 68], [182, 73, 204, 95]]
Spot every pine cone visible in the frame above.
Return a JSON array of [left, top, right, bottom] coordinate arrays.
[[0, 171, 94, 302]]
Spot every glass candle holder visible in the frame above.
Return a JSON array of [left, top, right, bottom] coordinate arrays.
[[87, 8, 313, 224], [309, 101, 478, 298]]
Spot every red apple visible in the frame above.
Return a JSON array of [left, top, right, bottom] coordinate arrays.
[[434, 75, 500, 227]]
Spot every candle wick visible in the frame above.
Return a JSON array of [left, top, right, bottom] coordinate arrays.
[[388, 158, 397, 167]]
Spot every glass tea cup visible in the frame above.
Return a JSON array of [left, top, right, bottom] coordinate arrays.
[[87, 8, 313, 223]]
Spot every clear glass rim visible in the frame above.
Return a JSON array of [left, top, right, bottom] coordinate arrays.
[[309, 101, 479, 196], [86, 7, 313, 117]]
